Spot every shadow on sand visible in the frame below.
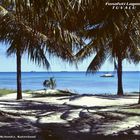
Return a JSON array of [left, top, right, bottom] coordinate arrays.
[[0, 97, 140, 140]]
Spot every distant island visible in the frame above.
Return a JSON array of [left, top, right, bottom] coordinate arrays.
[[30, 71, 36, 72]]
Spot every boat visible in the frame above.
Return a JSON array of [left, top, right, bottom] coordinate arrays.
[[100, 73, 114, 77]]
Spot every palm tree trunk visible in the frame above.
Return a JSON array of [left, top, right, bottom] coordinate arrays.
[[117, 56, 124, 96], [16, 46, 22, 100], [138, 93, 140, 104], [138, 82, 140, 104]]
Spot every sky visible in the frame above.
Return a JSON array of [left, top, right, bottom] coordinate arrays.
[[0, 43, 139, 72]]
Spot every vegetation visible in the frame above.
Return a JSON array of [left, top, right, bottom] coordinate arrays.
[[0, 0, 139, 98], [74, 1, 140, 96], [43, 77, 57, 91], [0, 89, 16, 96], [0, 1, 80, 99], [0, 7, 50, 99], [0, 89, 32, 96]]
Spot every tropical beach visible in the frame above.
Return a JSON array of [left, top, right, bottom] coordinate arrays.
[[0, 0, 140, 140]]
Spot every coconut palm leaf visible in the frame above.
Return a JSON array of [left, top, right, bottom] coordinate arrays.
[[0, 2, 82, 62], [87, 47, 108, 73], [74, 1, 140, 96], [0, 12, 50, 69]]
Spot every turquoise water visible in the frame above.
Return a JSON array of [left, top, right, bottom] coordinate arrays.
[[0, 72, 139, 94]]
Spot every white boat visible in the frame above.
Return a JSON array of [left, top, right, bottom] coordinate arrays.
[[100, 73, 114, 77]]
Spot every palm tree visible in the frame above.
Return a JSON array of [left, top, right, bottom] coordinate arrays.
[[138, 82, 140, 104], [0, 2, 81, 99], [138, 81, 140, 104], [43, 77, 56, 91], [74, 2, 140, 96], [0, 7, 50, 99]]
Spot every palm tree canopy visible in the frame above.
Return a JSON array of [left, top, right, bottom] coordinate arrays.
[[0, 0, 140, 70], [73, 1, 140, 72], [0, 6, 50, 68], [0, 1, 83, 67]]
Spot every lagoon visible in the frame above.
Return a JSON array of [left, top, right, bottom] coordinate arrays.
[[0, 71, 139, 94]]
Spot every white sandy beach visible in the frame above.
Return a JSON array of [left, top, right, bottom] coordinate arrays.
[[1, 91, 139, 107], [0, 90, 140, 139]]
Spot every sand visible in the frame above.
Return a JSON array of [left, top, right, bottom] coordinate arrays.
[[0, 90, 140, 139]]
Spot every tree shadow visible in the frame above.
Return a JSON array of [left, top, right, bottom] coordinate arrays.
[[0, 99, 140, 140]]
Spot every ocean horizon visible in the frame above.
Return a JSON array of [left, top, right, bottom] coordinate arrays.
[[0, 71, 139, 94]]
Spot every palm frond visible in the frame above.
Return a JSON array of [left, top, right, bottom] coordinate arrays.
[[87, 48, 107, 73], [0, 3, 83, 69]]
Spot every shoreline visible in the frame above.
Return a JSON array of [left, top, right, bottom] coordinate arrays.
[[1, 88, 139, 97], [0, 71, 139, 94]]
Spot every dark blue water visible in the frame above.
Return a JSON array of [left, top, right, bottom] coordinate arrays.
[[0, 72, 139, 94]]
